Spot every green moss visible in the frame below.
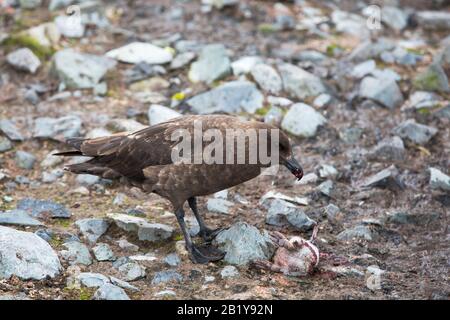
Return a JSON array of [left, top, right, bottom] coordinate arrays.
[[255, 106, 270, 116], [3, 34, 54, 59], [413, 70, 441, 91], [258, 23, 277, 34], [49, 237, 64, 248], [63, 287, 95, 300], [326, 43, 344, 57], [174, 234, 183, 241], [54, 219, 72, 228]]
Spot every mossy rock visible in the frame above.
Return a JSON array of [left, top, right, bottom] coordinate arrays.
[[413, 63, 450, 93], [3, 34, 55, 59]]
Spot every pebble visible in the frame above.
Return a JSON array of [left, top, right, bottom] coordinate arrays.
[[17, 198, 71, 218], [0, 120, 24, 141], [278, 63, 328, 99], [0, 226, 62, 280], [15, 151, 36, 170], [106, 42, 173, 65], [6, 48, 41, 74], [214, 221, 275, 266], [92, 243, 116, 261], [429, 168, 450, 191], [281, 103, 326, 137], [250, 64, 282, 95], [266, 199, 316, 231], [187, 80, 263, 114], [188, 44, 231, 84], [94, 283, 130, 300], [75, 218, 110, 243], [393, 119, 438, 145], [151, 270, 183, 285], [207, 198, 234, 215], [164, 253, 181, 267], [60, 241, 93, 266], [220, 266, 239, 279]]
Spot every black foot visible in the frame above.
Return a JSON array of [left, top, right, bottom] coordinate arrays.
[[199, 227, 224, 242], [189, 244, 225, 264]]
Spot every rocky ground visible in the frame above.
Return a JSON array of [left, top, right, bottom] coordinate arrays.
[[0, 0, 449, 300]]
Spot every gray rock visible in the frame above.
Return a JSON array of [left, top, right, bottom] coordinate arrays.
[[350, 60, 376, 79], [106, 118, 146, 133], [0, 119, 24, 141], [381, 6, 408, 31], [295, 50, 328, 63], [155, 290, 176, 298], [414, 11, 450, 30], [0, 225, 62, 280], [429, 167, 450, 191], [110, 276, 139, 292], [76, 174, 100, 186], [60, 241, 93, 266], [75, 218, 109, 243], [214, 221, 275, 265], [250, 64, 282, 95], [53, 49, 116, 89], [15, 151, 36, 170], [187, 81, 263, 114], [231, 56, 263, 76], [164, 253, 181, 267], [54, 15, 85, 38], [313, 93, 333, 108], [359, 76, 404, 109], [106, 42, 173, 65], [41, 150, 64, 168], [188, 44, 231, 83], [138, 223, 174, 242], [17, 198, 71, 218], [93, 243, 115, 261], [281, 103, 326, 137], [368, 136, 406, 161], [407, 91, 442, 110], [266, 199, 316, 231], [319, 164, 338, 179], [391, 47, 422, 66], [317, 180, 335, 197], [33, 115, 82, 140], [19, 0, 42, 9], [170, 51, 196, 69], [278, 63, 328, 99], [0, 137, 12, 152], [207, 198, 234, 215], [337, 225, 373, 241], [42, 169, 63, 183], [393, 119, 438, 145], [116, 239, 139, 252], [413, 62, 449, 93], [148, 104, 181, 126], [6, 48, 41, 74], [93, 82, 107, 96], [85, 128, 112, 139], [264, 106, 284, 126], [151, 270, 183, 285], [94, 283, 130, 300], [109, 213, 174, 242], [349, 39, 396, 62], [358, 165, 400, 189], [325, 204, 341, 222], [78, 272, 110, 287], [332, 10, 368, 38], [0, 209, 43, 227], [220, 265, 239, 279]]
